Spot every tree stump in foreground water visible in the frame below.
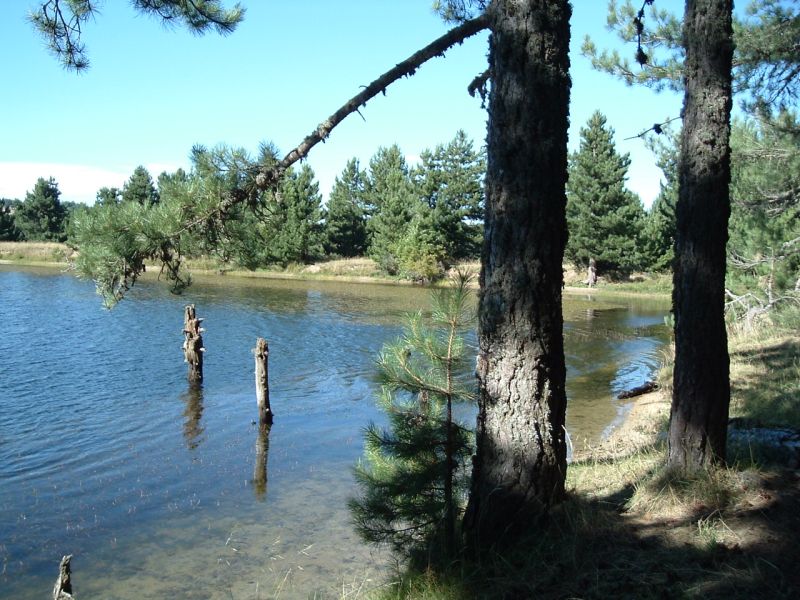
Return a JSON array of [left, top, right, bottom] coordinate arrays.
[[254, 337, 273, 425], [182, 305, 204, 382], [53, 554, 73, 599]]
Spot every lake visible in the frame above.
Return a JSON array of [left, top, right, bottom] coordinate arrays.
[[0, 266, 669, 598]]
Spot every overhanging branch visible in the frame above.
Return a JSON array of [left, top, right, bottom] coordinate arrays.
[[272, 13, 489, 179]]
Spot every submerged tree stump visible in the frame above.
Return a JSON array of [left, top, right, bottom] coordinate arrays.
[[53, 554, 73, 600], [182, 305, 205, 382], [254, 338, 273, 425]]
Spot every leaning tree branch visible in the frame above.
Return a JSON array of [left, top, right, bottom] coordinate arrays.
[[272, 13, 489, 178], [180, 15, 489, 230], [88, 14, 490, 305]]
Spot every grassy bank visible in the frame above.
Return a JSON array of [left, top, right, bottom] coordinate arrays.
[[0, 241, 73, 265], [374, 311, 799, 599], [1, 242, 671, 298]]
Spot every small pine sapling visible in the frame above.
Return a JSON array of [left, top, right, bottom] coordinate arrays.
[[349, 272, 476, 562]]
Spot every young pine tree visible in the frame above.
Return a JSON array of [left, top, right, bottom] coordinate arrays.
[[15, 177, 67, 242], [350, 273, 475, 562], [323, 158, 368, 257], [364, 145, 418, 272], [121, 165, 160, 205], [566, 111, 645, 276]]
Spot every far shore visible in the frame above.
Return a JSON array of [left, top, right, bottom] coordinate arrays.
[[0, 241, 672, 298]]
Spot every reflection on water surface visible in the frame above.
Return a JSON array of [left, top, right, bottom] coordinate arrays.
[[0, 266, 667, 598]]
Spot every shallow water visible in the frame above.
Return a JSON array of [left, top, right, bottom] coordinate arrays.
[[0, 266, 668, 598]]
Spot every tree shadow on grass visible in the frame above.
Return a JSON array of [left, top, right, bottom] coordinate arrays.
[[393, 446, 800, 599], [729, 339, 800, 430]]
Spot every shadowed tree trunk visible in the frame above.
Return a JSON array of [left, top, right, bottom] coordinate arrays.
[[465, 0, 571, 545], [668, 0, 734, 469]]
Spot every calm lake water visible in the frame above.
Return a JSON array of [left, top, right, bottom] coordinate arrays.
[[0, 265, 668, 599]]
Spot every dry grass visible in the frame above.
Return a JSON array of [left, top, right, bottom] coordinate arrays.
[[377, 310, 800, 599], [0, 241, 72, 263]]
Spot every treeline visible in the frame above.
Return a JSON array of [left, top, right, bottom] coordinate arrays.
[[5, 115, 797, 303]]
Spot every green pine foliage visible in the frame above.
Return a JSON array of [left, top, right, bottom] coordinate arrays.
[[727, 113, 800, 317], [324, 158, 368, 257], [264, 164, 325, 265], [122, 165, 160, 205], [95, 186, 122, 206], [29, 0, 244, 71], [364, 145, 418, 272], [639, 128, 679, 272], [15, 177, 68, 242], [566, 111, 645, 275], [390, 214, 448, 282], [583, 0, 800, 118], [0, 203, 21, 241], [350, 273, 476, 562], [413, 130, 485, 263], [72, 144, 269, 306]]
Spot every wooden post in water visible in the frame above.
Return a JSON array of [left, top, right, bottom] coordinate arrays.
[[52, 555, 73, 599], [182, 305, 204, 383], [254, 337, 273, 425]]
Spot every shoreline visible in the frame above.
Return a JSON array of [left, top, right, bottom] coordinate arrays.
[[0, 256, 672, 299], [575, 387, 671, 461]]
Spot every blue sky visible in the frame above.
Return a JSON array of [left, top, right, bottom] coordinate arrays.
[[0, 1, 684, 208]]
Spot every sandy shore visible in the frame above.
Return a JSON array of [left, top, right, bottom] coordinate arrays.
[[573, 388, 671, 461]]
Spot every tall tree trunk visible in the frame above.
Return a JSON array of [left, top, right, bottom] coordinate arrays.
[[669, 0, 733, 469], [465, 0, 571, 545]]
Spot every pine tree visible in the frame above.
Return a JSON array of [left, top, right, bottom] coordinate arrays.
[[566, 111, 645, 275], [122, 166, 160, 205], [0, 204, 21, 241], [265, 164, 324, 265], [639, 128, 679, 272], [364, 145, 418, 272], [350, 273, 475, 561], [413, 130, 485, 262], [95, 187, 122, 206], [727, 113, 800, 318], [15, 177, 67, 242], [324, 158, 368, 257]]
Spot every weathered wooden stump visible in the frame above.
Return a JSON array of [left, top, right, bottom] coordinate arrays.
[[254, 337, 273, 425], [53, 554, 73, 600], [182, 305, 205, 382], [587, 258, 598, 288], [253, 423, 271, 500]]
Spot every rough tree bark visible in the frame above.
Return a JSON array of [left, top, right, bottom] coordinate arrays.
[[182, 305, 204, 383], [669, 0, 734, 469], [254, 337, 272, 425], [465, 0, 571, 544]]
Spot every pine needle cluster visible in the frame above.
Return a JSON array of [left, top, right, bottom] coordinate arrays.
[[349, 273, 476, 564]]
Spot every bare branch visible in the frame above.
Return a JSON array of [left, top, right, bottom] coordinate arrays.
[[273, 14, 489, 177], [624, 115, 682, 140]]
